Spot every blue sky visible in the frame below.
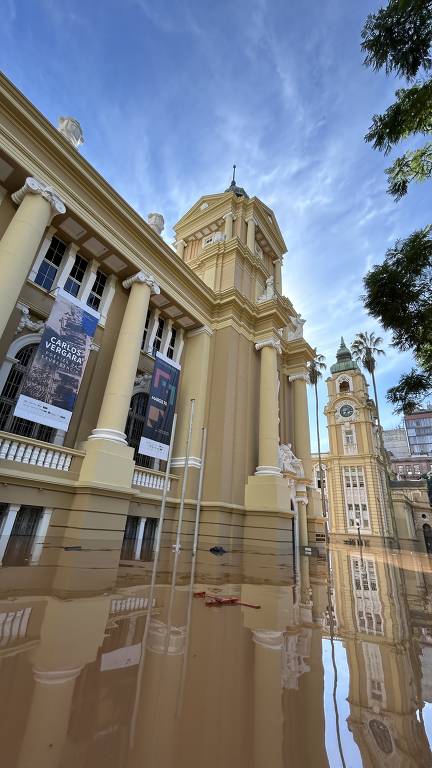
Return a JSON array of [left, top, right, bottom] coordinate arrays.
[[2, 0, 427, 451]]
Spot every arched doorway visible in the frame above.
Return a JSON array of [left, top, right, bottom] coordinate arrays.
[[0, 345, 54, 442], [424, 523, 432, 554]]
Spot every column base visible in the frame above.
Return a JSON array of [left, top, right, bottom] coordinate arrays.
[[254, 465, 281, 476], [78, 438, 135, 490], [244, 473, 292, 514], [88, 428, 127, 444]]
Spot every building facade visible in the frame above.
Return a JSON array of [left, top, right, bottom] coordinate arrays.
[[383, 427, 409, 459], [313, 341, 432, 553], [0, 73, 321, 565], [405, 410, 432, 457]]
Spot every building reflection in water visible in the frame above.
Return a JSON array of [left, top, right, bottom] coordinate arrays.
[[0, 523, 432, 766]]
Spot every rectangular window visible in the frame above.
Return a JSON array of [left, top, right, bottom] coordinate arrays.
[[34, 236, 66, 291], [166, 327, 177, 359], [152, 317, 165, 356], [141, 310, 151, 350], [64, 254, 88, 297], [87, 269, 107, 311]]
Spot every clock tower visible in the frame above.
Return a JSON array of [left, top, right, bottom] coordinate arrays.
[[324, 338, 394, 542]]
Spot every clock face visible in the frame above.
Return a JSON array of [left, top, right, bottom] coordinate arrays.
[[340, 404, 354, 418]]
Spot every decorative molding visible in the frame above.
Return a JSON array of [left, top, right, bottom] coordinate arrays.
[[286, 315, 305, 342], [288, 373, 308, 383], [122, 271, 160, 294], [33, 666, 83, 685], [187, 324, 213, 338], [255, 465, 282, 476], [58, 116, 84, 148], [134, 373, 152, 388], [11, 177, 66, 218], [15, 302, 45, 335], [295, 495, 309, 506], [255, 337, 282, 354], [88, 428, 127, 444], [147, 212, 164, 235], [171, 456, 202, 469], [257, 276, 276, 303], [252, 630, 284, 650]]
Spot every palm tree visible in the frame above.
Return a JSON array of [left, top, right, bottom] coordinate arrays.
[[351, 332, 385, 428], [307, 353, 327, 529]]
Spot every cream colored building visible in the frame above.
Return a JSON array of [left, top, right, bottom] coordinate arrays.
[[312, 340, 432, 551], [0, 73, 322, 564]]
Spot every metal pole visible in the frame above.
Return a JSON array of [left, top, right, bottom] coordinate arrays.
[[176, 427, 207, 717], [129, 413, 177, 750]]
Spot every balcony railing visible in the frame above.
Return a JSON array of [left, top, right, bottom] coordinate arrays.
[[0, 432, 83, 473], [132, 466, 174, 491]]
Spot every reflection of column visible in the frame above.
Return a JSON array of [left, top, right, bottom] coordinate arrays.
[[255, 339, 281, 475], [90, 271, 159, 443], [0, 504, 19, 564], [18, 666, 82, 768], [28, 225, 57, 281], [145, 308, 161, 355], [252, 630, 284, 768], [0, 178, 65, 336], [288, 372, 313, 480], [51, 242, 79, 293], [30, 508, 53, 564], [134, 517, 146, 560], [297, 498, 309, 548], [246, 216, 256, 253]]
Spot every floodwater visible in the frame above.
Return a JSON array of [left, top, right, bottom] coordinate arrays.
[[1, 530, 432, 768]]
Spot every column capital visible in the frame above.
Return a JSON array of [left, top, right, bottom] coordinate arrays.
[[288, 372, 308, 383], [122, 270, 160, 294], [245, 215, 258, 225], [252, 630, 284, 650], [174, 239, 187, 248], [222, 211, 236, 220], [11, 177, 66, 217], [255, 338, 282, 354]]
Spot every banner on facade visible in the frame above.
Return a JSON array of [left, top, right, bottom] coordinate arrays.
[[138, 351, 181, 460], [14, 289, 99, 430]]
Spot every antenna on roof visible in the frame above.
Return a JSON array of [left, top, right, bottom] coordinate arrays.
[[232, 163, 236, 183]]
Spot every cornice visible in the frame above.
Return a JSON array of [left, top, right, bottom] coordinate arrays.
[[0, 74, 215, 326]]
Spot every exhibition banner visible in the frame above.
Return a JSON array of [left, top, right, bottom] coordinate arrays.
[[139, 351, 181, 460], [14, 289, 99, 430]]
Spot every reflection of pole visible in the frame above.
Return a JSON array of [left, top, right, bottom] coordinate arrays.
[[129, 413, 177, 750], [176, 427, 207, 716], [326, 551, 347, 768], [174, 398, 195, 553], [164, 399, 195, 652]]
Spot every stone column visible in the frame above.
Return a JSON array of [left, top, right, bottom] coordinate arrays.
[[0, 178, 65, 337], [255, 339, 282, 475], [91, 271, 159, 443], [288, 372, 313, 481], [78, 271, 159, 489], [223, 211, 235, 239], [174, 239, 186, 259], [273, 258, 282, 293], [297, 498, 309, 551], [172, 326, 212, 469], [246, 216, 257, 253]]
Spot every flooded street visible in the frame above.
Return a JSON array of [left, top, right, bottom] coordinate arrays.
[[0, 534, 431, 767]]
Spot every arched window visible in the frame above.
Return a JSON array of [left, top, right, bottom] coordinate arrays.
[[125, 391, 154, 468], [0, 346, 54, 442], [423, 523, 432, 554], [339, 380, 350, 393]]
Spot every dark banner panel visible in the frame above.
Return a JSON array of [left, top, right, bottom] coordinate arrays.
[[14, 289, 99, 430], [139, 351, 181, 460]]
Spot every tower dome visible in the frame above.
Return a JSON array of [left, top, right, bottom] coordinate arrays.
[[330, 337, 359, 374], [224, 165, 249, 198]]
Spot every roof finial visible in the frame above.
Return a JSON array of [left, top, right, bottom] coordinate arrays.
[[232, 163, 236, 183]]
